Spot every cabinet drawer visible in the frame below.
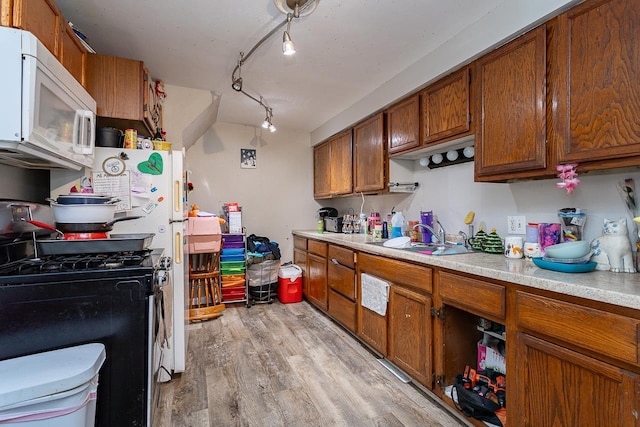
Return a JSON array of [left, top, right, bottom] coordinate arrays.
[[516, 291, 640, 366], [307, 240, 327, 257], [438, 271, 505, 320], [328, 245, 355, 269], [293, 236, 307, 251], [358, 253, 432, 294], [328, 290, 356, 332], [328, 260, 355, 300]]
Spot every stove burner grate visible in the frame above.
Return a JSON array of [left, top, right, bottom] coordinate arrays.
[[1, 251, 150, 276]]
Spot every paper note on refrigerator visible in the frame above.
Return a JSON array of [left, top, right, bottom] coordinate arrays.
[[92, 171, 132, 212]]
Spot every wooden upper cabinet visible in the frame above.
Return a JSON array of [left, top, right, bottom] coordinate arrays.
[[386, 94, 420, 155], [313, 130, 352, 199], [313, 142, 331, 198], [353, 113, 386, 193], [329, 130, 353, 196], [86, 54, 161, 136], [549, 0, 640, 170], [86, 54, 145, 121], [59, 22, 86, 86], [7, 0, 61, 56], [474, 25, 550, 182], [422, 66, 472, 145]]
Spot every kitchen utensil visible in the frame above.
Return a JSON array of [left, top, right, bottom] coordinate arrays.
[[537, 223, 561, 254], [543, 241, 590, 259], [37, 233, 155, 255], [53, 194, 117, 205], [532, 257, 597, 273], [523, 242, 542, 258], [96, 127, 124, 148], [383, 236, 411, 248], [542, 253, 592, 264], [50, 202, 116, 223], [504, 236, 523, 259], [55, 216, 142, 233]]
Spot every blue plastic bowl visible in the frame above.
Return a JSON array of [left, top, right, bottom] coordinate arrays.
[[543, 241, 590, 259]]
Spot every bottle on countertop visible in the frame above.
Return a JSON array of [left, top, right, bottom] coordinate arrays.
[[391, 211, 404, 238]]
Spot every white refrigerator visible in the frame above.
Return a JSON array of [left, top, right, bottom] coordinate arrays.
[[91, 146, 190, 375]]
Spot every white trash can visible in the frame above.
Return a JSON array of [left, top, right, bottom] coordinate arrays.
[[0, 343, 106, 427]]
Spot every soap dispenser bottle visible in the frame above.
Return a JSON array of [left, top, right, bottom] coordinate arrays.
[[391, 211, 404, 238]]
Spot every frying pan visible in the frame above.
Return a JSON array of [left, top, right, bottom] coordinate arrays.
[[26, 217, 141, 240]]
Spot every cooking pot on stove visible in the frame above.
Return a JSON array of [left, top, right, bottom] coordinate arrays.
[[96, 127, 124, 148], [50, 202, 116, 223], [53, 194, 117, 205]]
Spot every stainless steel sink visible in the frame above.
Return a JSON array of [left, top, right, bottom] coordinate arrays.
[[366, 241, 475, 255]]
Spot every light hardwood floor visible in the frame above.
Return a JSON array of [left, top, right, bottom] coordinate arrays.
[[154, 301, 465, 427]]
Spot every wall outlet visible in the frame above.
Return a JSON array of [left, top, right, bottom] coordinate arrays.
[[507, 216, 526, 234]]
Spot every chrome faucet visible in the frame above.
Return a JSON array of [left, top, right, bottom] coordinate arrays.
[[413, 221, 446, 245]]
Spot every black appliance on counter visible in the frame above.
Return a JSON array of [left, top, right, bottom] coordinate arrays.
[[0, 201, 168, 427], [318, 207, 342, 232]]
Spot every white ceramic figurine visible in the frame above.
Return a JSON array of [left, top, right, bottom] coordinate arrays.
[[590, 218, 636, 273]]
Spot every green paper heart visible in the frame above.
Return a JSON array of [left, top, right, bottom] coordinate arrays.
[[137, 152, 164, 175]]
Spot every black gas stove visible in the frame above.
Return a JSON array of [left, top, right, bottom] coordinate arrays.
[[0, 233, 164, 426], [0, 239, 158, 285]]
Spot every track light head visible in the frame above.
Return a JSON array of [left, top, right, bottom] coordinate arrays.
[[282, 13, 296, 56], [282, 31, 295, 55], [231, 77, 243, 92]]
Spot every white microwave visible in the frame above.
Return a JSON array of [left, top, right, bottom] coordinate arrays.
[[0, 26, 96, 170]]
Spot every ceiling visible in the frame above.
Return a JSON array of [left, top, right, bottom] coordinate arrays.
[[56, 0, 513, 134]]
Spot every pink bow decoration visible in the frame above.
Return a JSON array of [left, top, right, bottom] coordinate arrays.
[[556, 163, 580, 195]]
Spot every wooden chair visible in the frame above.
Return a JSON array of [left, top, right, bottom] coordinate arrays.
[[188, 244, 225, 321]]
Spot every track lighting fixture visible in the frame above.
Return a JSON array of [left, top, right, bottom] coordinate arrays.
[[282, 13, 296, 55], [229, 0, 319, 131]]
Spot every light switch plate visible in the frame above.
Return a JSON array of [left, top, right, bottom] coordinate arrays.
[[507, 216, 526, 234]]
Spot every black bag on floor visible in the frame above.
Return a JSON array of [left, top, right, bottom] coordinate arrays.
[[246, 234, 281, 259], [452, 374, 503, 426]]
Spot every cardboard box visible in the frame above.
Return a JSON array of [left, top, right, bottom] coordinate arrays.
[[477, 341, 506, 374]]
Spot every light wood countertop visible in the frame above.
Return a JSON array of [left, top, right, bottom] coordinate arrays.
[[293, 230, 640, 311]]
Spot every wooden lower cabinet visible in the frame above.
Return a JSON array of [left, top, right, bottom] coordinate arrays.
[[388, 285, 432, 387], [357, 253, 433, 383], [327, 245, 356, 332], [295, 236, 640, 426], [307, 252, 327, 311], [293, 236, 308, 297], [514, 333, 640, 426]]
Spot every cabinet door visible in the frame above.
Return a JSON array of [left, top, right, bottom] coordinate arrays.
[[353, 113, 386, 193], [11, 0, 60, 56], [389, 285, 432, 387], [307, 252, 327, 311], [86, 54, 145, 121], [313, 142, 331, 198], [59, 23, 86, 86], [387, 94, 420, 155], [550, 0, 640, 169], [514, 333, 640, 426], [475, 26, 549, 182], [423, 66, 472, 145], [293, 247, 307, 297], [329, 130, 353, 196], [144, 68, 163, 134]]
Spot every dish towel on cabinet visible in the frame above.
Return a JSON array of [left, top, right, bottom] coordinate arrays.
[[361, 273, 390, 316]]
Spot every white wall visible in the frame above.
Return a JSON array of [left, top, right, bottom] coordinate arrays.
[[163, 84, 321, 261], [326, 162, 640, 246]]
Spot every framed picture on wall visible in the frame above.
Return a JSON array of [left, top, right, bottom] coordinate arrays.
[[241, 149, 257, 169]]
